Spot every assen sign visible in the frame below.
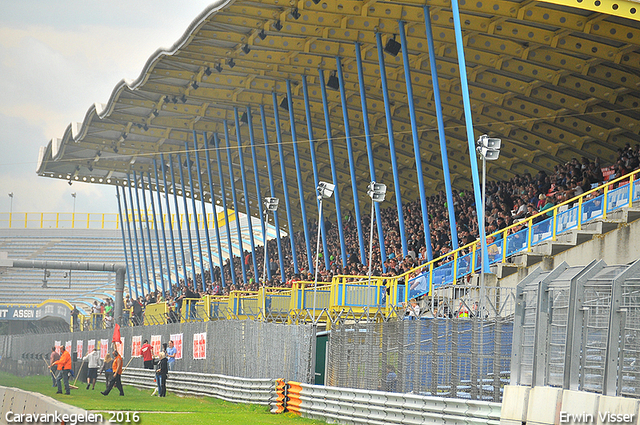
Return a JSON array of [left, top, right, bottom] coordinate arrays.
[[0, 302, 70, 321]]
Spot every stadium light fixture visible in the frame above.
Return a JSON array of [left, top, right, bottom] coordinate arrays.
[[366, 181, 386, 293], [313, 181, 335, 316], [241, 44, 250, 54], [476, 134, 502, 322], [280, 97, 289, 111], [261, 196, 280, 318], [290, 7, 301, 20], [214, 63, 223, 73], [258, 29, 267, 40], [273, 20, 283, 31], [227, 58, 236, 68]]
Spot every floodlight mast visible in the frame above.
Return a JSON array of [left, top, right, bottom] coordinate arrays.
[[366, 182, 387, 303], [262, 197, 279, 319], [312, 182, 335, 317], [475, 134, 501, 321]]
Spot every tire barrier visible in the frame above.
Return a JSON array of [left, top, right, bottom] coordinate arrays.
[[271, 379, 287, 414], [120, 367, 277, 407], [277, 381, 501, 425]]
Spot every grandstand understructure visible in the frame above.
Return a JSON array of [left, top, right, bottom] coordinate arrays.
[[3, 0, 640, 419], [26, 0, 640, 304]]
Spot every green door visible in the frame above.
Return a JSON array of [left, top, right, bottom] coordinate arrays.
[[314, 333, 328, 385]]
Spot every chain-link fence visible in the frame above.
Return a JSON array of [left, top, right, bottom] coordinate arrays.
[[326, 318, 513, 402], [3, 320, 314, 383], [511, 260, 640, 398]]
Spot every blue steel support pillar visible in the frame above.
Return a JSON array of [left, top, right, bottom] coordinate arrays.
[[398, 21, 434, 261], [132, 171, 152, 294], [424, 6, 460, 251], [286, 81, 314, 275], [194, 133, 216, 288], [302, 76, 330, 271], [335, 56, 367, 265], [115, 185, 133, 299], [169, 155, 189, 285], [139, 173, 158, 294], [318, 69, 348, 268], [272, 92, 299, 276], [214, 133, 238, 287], [375, 33, 408, 259], [234, 109, 259, 283], [259, 104, 287, 282], [187, 134, 207, 291], [122, 181, 144, 298], [246, 107, 271, 282], [223, 121, 248, 284], [161, 154, 181, 290], [177, 153, 199, 287], [450, 0, 490, 271], [354, 43, 387, 270], [204, 134, 227, 288], [154, 159, 174, 296], [146, 172, 165, 296]]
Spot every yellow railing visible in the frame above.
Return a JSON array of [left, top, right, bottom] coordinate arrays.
[[391, 167, 640, 296]]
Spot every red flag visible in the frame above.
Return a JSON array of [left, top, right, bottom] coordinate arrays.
[[112, 323, 122, 344]]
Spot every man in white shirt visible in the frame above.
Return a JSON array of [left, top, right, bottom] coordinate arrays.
[[83, 347, 101, 390]]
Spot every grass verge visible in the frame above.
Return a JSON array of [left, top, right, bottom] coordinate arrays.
[[0, 372, 326, 425]]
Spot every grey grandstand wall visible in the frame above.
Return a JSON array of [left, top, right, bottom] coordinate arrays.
[[2, 320, 314, 383]]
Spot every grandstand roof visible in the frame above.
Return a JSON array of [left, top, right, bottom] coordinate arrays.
[[36, 0, 640, 229]]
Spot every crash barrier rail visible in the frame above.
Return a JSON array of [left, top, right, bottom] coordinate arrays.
[[277, 381, 502, 425], [511, 260, 640, 398], [120, 367, 277, 407], [0, 385, 93, 422]]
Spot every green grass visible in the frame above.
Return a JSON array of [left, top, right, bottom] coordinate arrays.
[[0, 372, 326, 425]]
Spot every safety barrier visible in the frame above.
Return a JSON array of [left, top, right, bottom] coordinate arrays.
[[1, 385, 93, 423], [120, 367, 277, 407], [278, 381, 502, 425]]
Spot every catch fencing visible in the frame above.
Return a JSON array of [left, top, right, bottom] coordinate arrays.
[[511, 260, 640, 398], [3, 320, 314, 383], [327, 318, 513, 402]]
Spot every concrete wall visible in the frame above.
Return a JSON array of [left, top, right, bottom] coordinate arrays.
[[501, 385, 640, 425], [1, 385, 93, 425], [500, 217, 640, 289]]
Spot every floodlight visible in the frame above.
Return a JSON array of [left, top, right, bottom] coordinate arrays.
[[273, 20, 283, 31], [477, 134, 501, 150], [241, 44, 250, 54], [240, 112, 249, 124], [476, 146, 500, 160], [367, 182, 387, 202], [264, 197, 279, 212], [290, 8, 301, 19], [214, 63, 223, 73], [258, 29, 267, 40], [317, 181, 335, 199]]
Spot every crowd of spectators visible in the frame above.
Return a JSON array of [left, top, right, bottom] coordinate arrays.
[[112, 144, 640, 323]]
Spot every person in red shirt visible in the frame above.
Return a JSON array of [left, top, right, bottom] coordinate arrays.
[[141, 340, 154, 369], [52, 346, 72, 395], [101, 349, 124, 397]]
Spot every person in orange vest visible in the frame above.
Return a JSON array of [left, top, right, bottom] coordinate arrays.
[[52, 345, 72, 395], [101, 349, 124, 396]]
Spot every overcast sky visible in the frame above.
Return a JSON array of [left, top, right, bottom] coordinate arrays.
[[0, 1, 213, 218]]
